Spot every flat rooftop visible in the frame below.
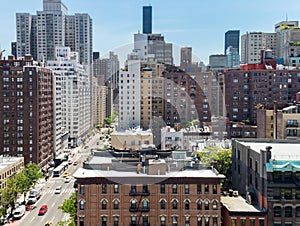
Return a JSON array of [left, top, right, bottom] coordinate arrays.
[[73, 167, 225, 179], [0, 156, 24, 171], [238, 141, 300, 160], [221, 195, 264, 213]]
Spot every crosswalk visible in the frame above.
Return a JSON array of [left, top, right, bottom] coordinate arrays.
[[42, 187, 75, 194]]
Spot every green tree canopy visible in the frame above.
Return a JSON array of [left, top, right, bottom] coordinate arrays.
[[58, 192, 77, 219], [197, 146, 232, 189], [23, 163, 43, 187]]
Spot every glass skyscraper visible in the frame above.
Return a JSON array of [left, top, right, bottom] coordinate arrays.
[[224, 30, 240, 54], [143, 6, 152, 34]]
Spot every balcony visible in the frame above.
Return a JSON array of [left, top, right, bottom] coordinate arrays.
[[129, 190, 150, 196], [129, 206, 150, 212]]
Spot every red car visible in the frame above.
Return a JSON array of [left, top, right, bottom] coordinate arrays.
[[38, 205, 48, 215], [73, 161, 78, 165]]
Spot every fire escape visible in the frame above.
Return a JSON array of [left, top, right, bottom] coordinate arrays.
[[129, 185, 150, 226]]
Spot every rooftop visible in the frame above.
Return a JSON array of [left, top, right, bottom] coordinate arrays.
[[0, 156, 24, 171], [221, 195, 264, 213], [238, 140, 300, 160]]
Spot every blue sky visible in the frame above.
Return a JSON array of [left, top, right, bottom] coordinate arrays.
[[1, 0, 300, 64]]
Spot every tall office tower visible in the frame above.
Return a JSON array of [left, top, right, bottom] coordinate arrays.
[[241, 32, 276, 64], [47, 47, 92, 148], [224, 30, 240, 55], [275, 21, 300, 65], [16, 0, 93, 65], [0, 55, 54, 165], [143, 6, 152, 34], [118, 60, 141, 130], [92, 75, 107, 127], [180, 47, 192, 71]]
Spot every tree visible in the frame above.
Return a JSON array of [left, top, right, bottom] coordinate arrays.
[[197, 146, 232, 189], [23, 163, 43, 187], [59, 192, 77, 218], [14, 172, 30, 203], [0, 177, 18, 216]]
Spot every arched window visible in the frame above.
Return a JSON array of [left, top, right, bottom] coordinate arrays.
[[205, 199, 210, 210], [113, 199, 119, 209], [172, 199, 178, 209], [172, 216, 178, 226], [102, 199, 107, 209], [197, 200, 202, 210], [296, 206, 300, 217], [274, 206, 281, 217], [184, 199, 190, 210], [131, 199, 137, 209], [212, 200, 217, 210], [285, 206, 293, 217], [79, 200, 85, 210], [142, 199, 149, 209], [160, 199, 166, 209]]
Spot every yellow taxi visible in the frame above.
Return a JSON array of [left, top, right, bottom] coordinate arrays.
[[63, 172, 71, 178]]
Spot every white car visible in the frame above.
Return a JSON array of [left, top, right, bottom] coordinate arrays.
[[54, 186, 62, 194], [64, 176, 72, 183]]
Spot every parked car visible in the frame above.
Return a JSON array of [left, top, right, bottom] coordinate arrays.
[[73, 161, 78, 166], [64, 176, 71, 183], [38, 205, 48, 215], [13, 205, 26, 219], [54, 186, 62, 194]]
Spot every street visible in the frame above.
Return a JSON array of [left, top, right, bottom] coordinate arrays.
[[7, 132, 101, 226]]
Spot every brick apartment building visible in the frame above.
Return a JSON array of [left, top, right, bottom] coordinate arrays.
[[162, 65, 224, 128], [232, 139, 300, 226], [224, 69, 300, 124], [74, 151, 225, 226], [0, 55, 54, 165]]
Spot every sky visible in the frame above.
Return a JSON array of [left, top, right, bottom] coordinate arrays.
[[1, 0, 300, 65]]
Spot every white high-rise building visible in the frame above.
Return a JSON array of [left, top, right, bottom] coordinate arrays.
[[118, 60, 141, 130], [241, 32, 276, 64], [16, 0, 93, 65], [47, 47, 92, 148]]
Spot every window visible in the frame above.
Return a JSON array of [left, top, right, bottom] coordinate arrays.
[[284, 189, 292, 200], [197, 200, 202, 210], [79, 200, 85, 210], [285, 206, 292, 217], [184, 199, 190, 210], [241, 219, 246, 226], [131, 184, 136, 193], [185, 216, 190, 226], [160, 184, 165, 194], [212, 200, 217, 210], [231, 218, 236, 226], [259, 219, 264, 226], [142, 199, 149, 209], [142, 216, 148, 225], [205, 200, 209, 210], [185, 184, 189, 194], [160, 199, 166, 209], [143, 184, 148, 193], [197, 217, 202, 226], [102, 184, 107, 194], [172, 216, 178, 226], [113, 199, 119, 209], [102, 200, 107, 209], [172, 200, 178, 209], [131, 216, 137, 225], [131, 199, 137, 209], [213, 185, 217, 194], [114, 184, 119, 193], [80, 185, 85, 195], [102, 216, 107, 226], [204, 184, 209, 194], [113, 216, 119, 226], [274, 206, 281, 217], [250, 219, 255, 226], [172, 184, 177, 194], [160, 216, 166, 226], [197, 184, 201, 194], [296, 206, 300, 217]]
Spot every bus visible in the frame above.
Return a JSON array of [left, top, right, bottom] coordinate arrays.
[[53, 162, 68, 177]]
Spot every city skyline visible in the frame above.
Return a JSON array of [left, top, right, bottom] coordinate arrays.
[[1, 0, 300, 65]]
